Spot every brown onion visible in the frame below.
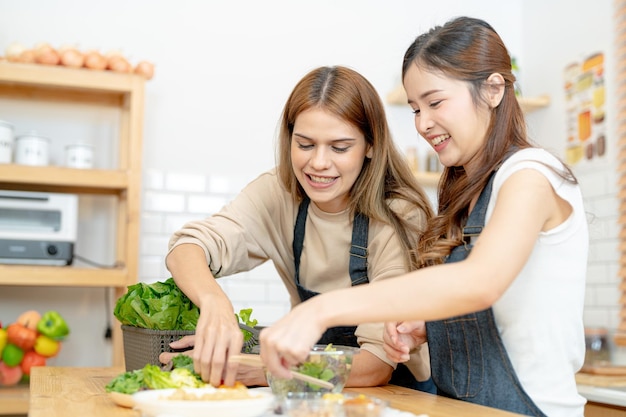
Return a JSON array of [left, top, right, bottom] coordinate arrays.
[[83, 50, 107, 70], [134, 60, 154, 80], [107, 55, 132, 73], [34, 43, 60, 65], [59, 47, 85, 68]]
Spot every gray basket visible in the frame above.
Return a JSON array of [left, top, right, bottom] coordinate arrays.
[[121, 325, 195, 371], [121, 323, 261, 371]]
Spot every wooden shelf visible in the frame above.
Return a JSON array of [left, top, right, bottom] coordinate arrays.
[[386, 83, 550, 114], [0, 264, 128, 287], [0, 61, 145, 382], [0, 385, 29, 415], [0, 61, 143, 95], [0, 164, 129, 194], [517, 94, 551, 113], [415, 171, 441, 188]]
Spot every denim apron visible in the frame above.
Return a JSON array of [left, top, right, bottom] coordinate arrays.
[[293, 197, 369, 347], [293, 197, 435, 393], [425, 172, 547, 416]]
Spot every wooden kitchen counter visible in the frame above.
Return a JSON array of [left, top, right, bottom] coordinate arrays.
[[28, 366, 524, 417]]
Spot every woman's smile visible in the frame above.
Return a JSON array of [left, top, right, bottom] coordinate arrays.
[[291, 107, 371, 213]]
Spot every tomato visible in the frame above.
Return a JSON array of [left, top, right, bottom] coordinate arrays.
[[0, 361, 23, 386], [20, 351, 46, 375], [2, 343, 24, 367], [16, 310, 41, 331], [33, 335, 60, 358], [6, 323, 37, 351]]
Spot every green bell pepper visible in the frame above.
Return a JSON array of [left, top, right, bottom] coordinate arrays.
[[37, 310, 70, 340]]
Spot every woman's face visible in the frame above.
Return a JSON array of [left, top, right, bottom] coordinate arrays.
[[404, 64, 492, 175], [291, 107, 372, 213]]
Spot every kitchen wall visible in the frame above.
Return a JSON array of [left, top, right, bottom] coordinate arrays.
[[0, 0, 615, 366]]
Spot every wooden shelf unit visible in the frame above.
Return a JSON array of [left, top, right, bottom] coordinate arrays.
[[0, 63, 144, 372]]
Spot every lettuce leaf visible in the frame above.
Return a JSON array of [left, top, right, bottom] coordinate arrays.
[[114, 277, 200, 330]]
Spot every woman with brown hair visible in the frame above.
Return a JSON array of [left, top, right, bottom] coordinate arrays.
[[163, 65, 434, 391]]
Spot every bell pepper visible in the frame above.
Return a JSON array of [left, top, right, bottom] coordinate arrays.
[[36, 311, 70, 341]]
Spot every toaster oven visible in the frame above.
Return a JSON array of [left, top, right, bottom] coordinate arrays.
[[0, 190, 78, 265]]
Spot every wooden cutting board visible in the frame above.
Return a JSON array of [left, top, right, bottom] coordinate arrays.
[[577, 368, 626, 387]]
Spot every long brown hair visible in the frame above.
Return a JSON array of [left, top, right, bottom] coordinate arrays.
[[276, 66, 434, 270], [402, 17, 576, 266]]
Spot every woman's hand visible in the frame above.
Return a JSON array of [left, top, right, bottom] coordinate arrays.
[[191, 299, 245, 387], [383, 321, 426, 363], [159, 335, 196, 364], [259, 302, 326, 378]]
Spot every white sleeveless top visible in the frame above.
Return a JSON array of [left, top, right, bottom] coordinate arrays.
[[486, 148, 588, 417]]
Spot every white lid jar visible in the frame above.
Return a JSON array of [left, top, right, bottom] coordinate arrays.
[[14, 132, 50, 166], [65, 143, 94, 169], [0, 120, 14, 164]]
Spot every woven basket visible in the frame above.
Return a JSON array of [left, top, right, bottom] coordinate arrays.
[[121, 325, 195, 371], [121, 323, 261, 371]]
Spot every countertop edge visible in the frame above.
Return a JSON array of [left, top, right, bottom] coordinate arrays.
[[578, 384, 626, 408]]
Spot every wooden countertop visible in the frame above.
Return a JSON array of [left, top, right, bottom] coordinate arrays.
[[27, 367, 524, 417]]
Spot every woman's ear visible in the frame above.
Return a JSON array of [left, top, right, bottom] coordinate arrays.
[[366, 145, 373, 159], [486, 73, 505, 108]]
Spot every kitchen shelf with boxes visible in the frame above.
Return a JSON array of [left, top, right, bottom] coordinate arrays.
[[386, 84, 551, 187]]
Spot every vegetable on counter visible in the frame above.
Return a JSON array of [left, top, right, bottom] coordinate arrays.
[[114, 277, 200, 330], [105, 354, 204, 395]]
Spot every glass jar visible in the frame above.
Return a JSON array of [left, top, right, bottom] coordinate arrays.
[[585, 327, 611, 367]]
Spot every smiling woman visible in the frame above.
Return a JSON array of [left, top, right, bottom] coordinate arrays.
[[163, 65, 435, 391]]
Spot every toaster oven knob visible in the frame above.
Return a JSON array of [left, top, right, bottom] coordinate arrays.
[[47, 244, 58, 256]]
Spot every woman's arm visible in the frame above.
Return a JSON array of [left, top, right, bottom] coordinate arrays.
[[166, 243, 244, 387], [260, 168, 568, 377]]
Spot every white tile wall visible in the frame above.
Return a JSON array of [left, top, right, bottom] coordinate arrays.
[[139, 165, 622, 330], [577, 163, 622, 330], [139, 170, 291, 326]]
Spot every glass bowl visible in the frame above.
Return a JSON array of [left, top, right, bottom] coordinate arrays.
[[278, 392, 388, 417], [266, 344, 358, 397]]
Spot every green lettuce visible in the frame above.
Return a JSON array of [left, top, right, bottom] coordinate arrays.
[[113, 277, 200, 330], [105, 355, 204, 394]]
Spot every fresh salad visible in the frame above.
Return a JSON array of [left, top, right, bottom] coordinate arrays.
[[268, 344, 357, 394], [106, 355, 204, 395]]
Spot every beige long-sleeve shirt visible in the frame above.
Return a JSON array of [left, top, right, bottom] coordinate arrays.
[[168, 169, 430, 380]]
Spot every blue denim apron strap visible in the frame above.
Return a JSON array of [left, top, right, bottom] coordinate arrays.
[[293, 196, 369, 348], [426, 171, 547, 416]]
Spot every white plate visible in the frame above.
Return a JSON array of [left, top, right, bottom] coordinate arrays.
[[132, 386, 275, 417]]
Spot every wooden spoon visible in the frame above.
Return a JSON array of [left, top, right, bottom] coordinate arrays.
[[230, 354, 335, 390]]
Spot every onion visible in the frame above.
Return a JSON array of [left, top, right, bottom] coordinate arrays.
[[17, 49, 36, 64], [5, 42, 26, 62], [34, 43, 60, 65], [134, 61, 154, 80], [83, 50, 107, 70], [59, 46, 85, 68], [107, 55, 132, 73]]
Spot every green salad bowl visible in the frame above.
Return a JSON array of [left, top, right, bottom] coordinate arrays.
[[266, 344, 358, 397]]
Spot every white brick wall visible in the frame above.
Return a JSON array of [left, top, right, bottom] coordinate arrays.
[[577, 163, 622, 330], [139, 170, 291, 326], [139, 166, 620, 329]]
